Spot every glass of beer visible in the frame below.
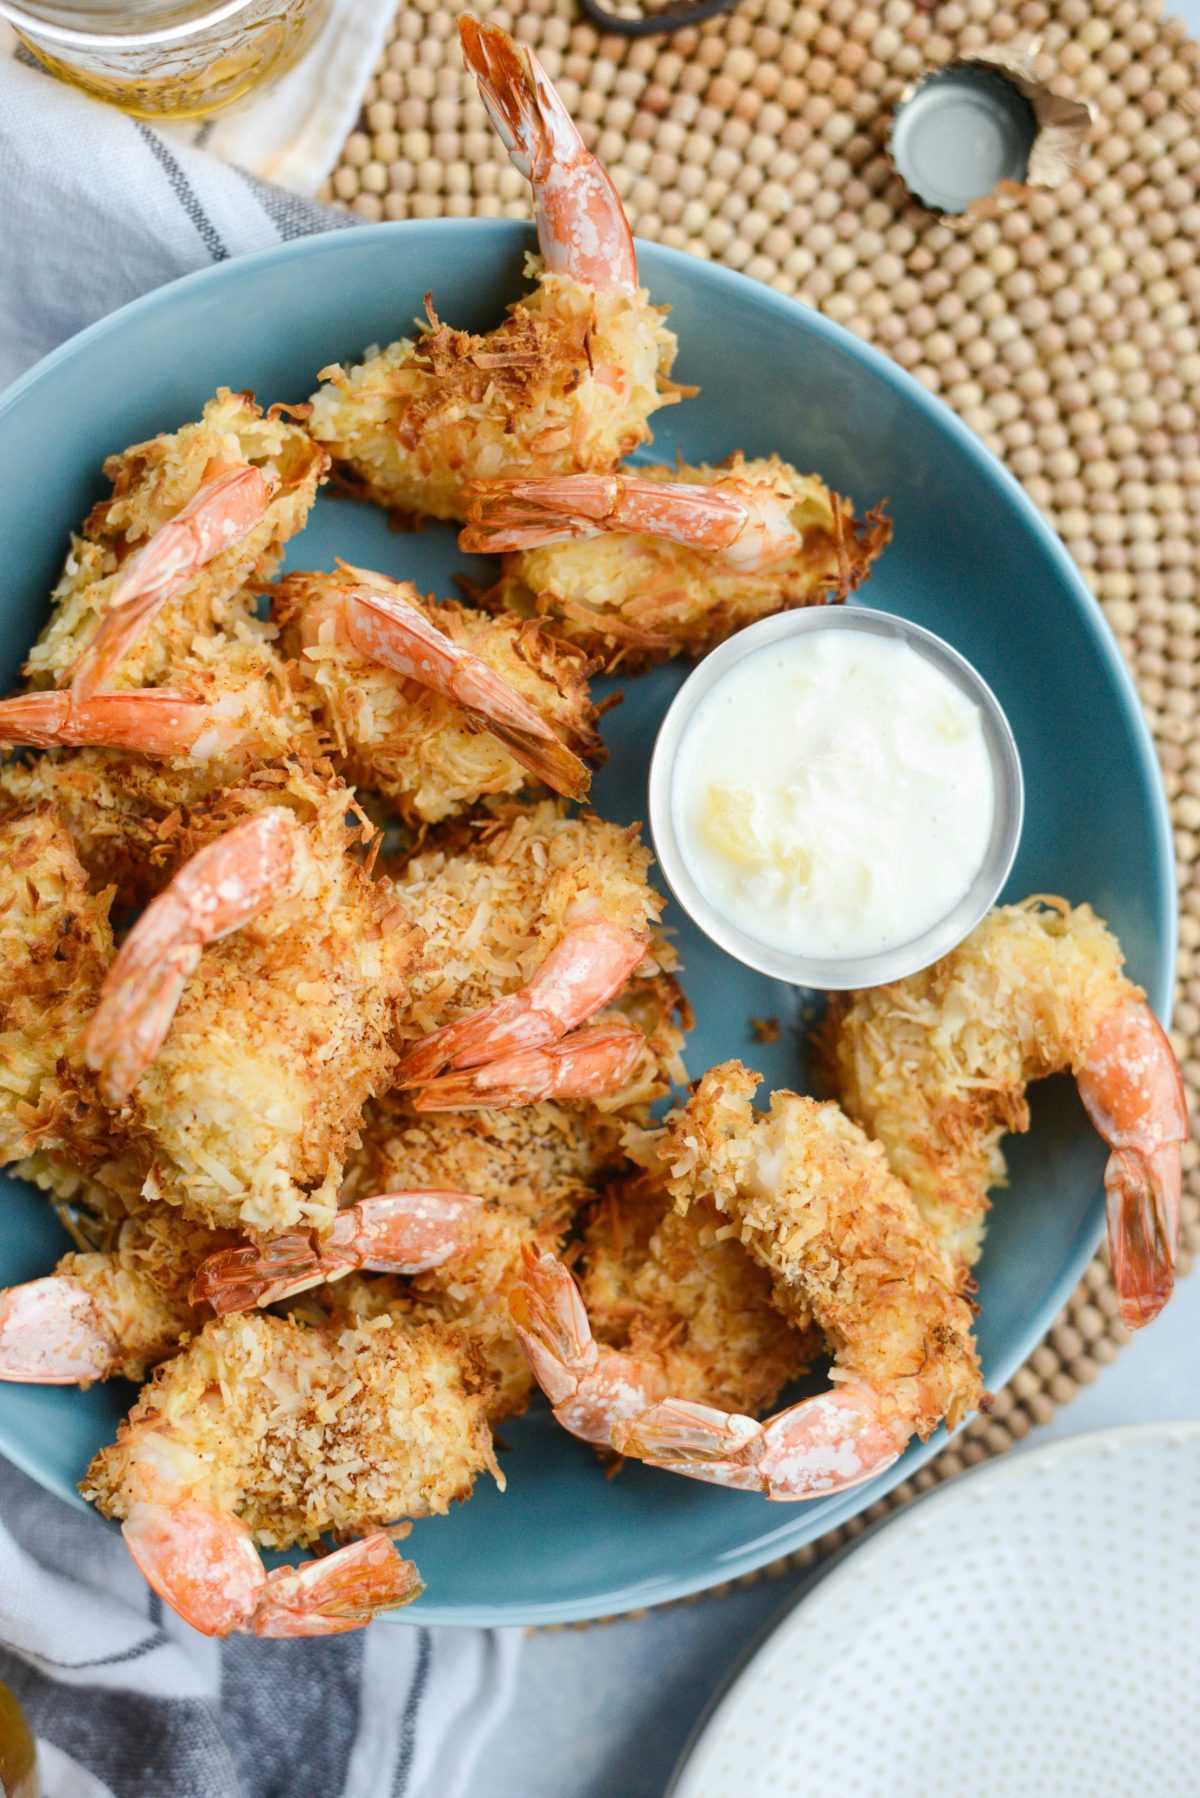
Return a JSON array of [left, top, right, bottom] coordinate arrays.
[[0, 1680, 38, 1798], [0, 0, 333, 119]]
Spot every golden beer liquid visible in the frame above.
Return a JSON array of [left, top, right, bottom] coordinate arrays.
[[0, 1681, 38, 1798], [15, 0, 331, 120]]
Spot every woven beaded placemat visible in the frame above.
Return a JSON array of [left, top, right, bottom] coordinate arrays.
[[321, 0, 1200, 1597]]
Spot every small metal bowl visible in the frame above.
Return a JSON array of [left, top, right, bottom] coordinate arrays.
[[648, 608, 1024, 991]]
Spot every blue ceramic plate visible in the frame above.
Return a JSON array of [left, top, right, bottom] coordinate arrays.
[[0, 221, 1174, 1626]]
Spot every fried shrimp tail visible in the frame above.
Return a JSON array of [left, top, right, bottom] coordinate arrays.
[[246, 1535, 425, 1638], [459, 17, 636, 293], [70, 463, 275, 700], [463, 472, 803, 572], [0, 1175, 234, 1386], [413, 1023, 645, 1110], [0, 688, 245, 757], [611, 1383, 907, 1498], [512, 1249, 907, 1498], [397, 919, 648, 1085], [472, 711, 592, 803], [336, 579, 557, 739], [191, 1190, 485, 1314], [509, 1245, 665, 1441], [125, 1505, 421, 1639], [1077, 998, 1187, 1328], [84, 808, 297, 1105], [510, 1166, 814, 1454], [472, 455, 891, 671]]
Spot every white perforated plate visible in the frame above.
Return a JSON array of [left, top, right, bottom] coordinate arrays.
[[670, 1424, 1200, 1798]]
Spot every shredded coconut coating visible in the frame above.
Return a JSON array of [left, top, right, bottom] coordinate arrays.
[[273, 570, 601, 825], [285, 1271, 419, 1328], [817, 899, 1138, 1268], [117, 766, 419, 1241], [58, 1209, 228, 1384], [12, 1149, 133, 1243], [581, 1174, 814, 1418], [342, 1094, 617, 1420], [586, 975, 691, 1115], [84, 1309, 496, 1548], [481, 453, 892, 670], [0, 625, 324, 905], [389, 798, 673, 1035], [0, 751, 199, 912], [344, 1090, 621, 1219], [308, 263, 680, 522], [0, 805, 118, 1170], [662, 1063, 982, 1438], [25, 389, 326, 691], [12, 1149, 231, 1381]]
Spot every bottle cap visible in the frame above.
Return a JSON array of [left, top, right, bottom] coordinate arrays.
[[889, 44, 1091, 220]]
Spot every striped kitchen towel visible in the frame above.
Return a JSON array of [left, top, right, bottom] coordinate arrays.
[[0, 1455, 520, 1798], [0, 33, 360, 388]]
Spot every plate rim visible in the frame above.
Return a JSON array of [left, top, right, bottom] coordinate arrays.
[[0, 217, 1178, 1627], [668, 1418, 1200, 1797]]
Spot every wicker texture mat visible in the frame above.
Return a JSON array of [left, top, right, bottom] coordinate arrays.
[[322, 0, 1200, 1587]]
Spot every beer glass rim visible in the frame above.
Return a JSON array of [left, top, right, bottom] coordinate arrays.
[[0, 0, 259, 49]]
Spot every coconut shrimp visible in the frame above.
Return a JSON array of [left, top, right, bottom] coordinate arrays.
[[465, 455, 892, 670], [3, 609, 318, 770], [25, 390, 326, 695], [200, 1092, 616, 1421], [0, 530, 327, 914], [4, 553, 603, 833], [511, 1172, 814, 1451], [818, 898, 1190, 1330], [0, 802, 119, 1172], [83, 765, 419, 1241], [307, 19, 683, 523], [387, 799, 679, 1100], [0, 1185, 234, 1386], [272, 565, 601, 822], [83, 1307, 497, 1635], [0, 620, 325, 902], [2, 563, 601, 828], [516, 1064, 981, 1497]]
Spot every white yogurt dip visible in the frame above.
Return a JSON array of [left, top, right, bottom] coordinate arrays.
[[672, 626, 995, 962]]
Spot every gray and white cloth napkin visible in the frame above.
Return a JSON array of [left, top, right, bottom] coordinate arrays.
[[0, 31, 522, 1798], [0, 1456, 518, 1798], [0, 32, 361, 388], [2, 0, 394, 193]]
